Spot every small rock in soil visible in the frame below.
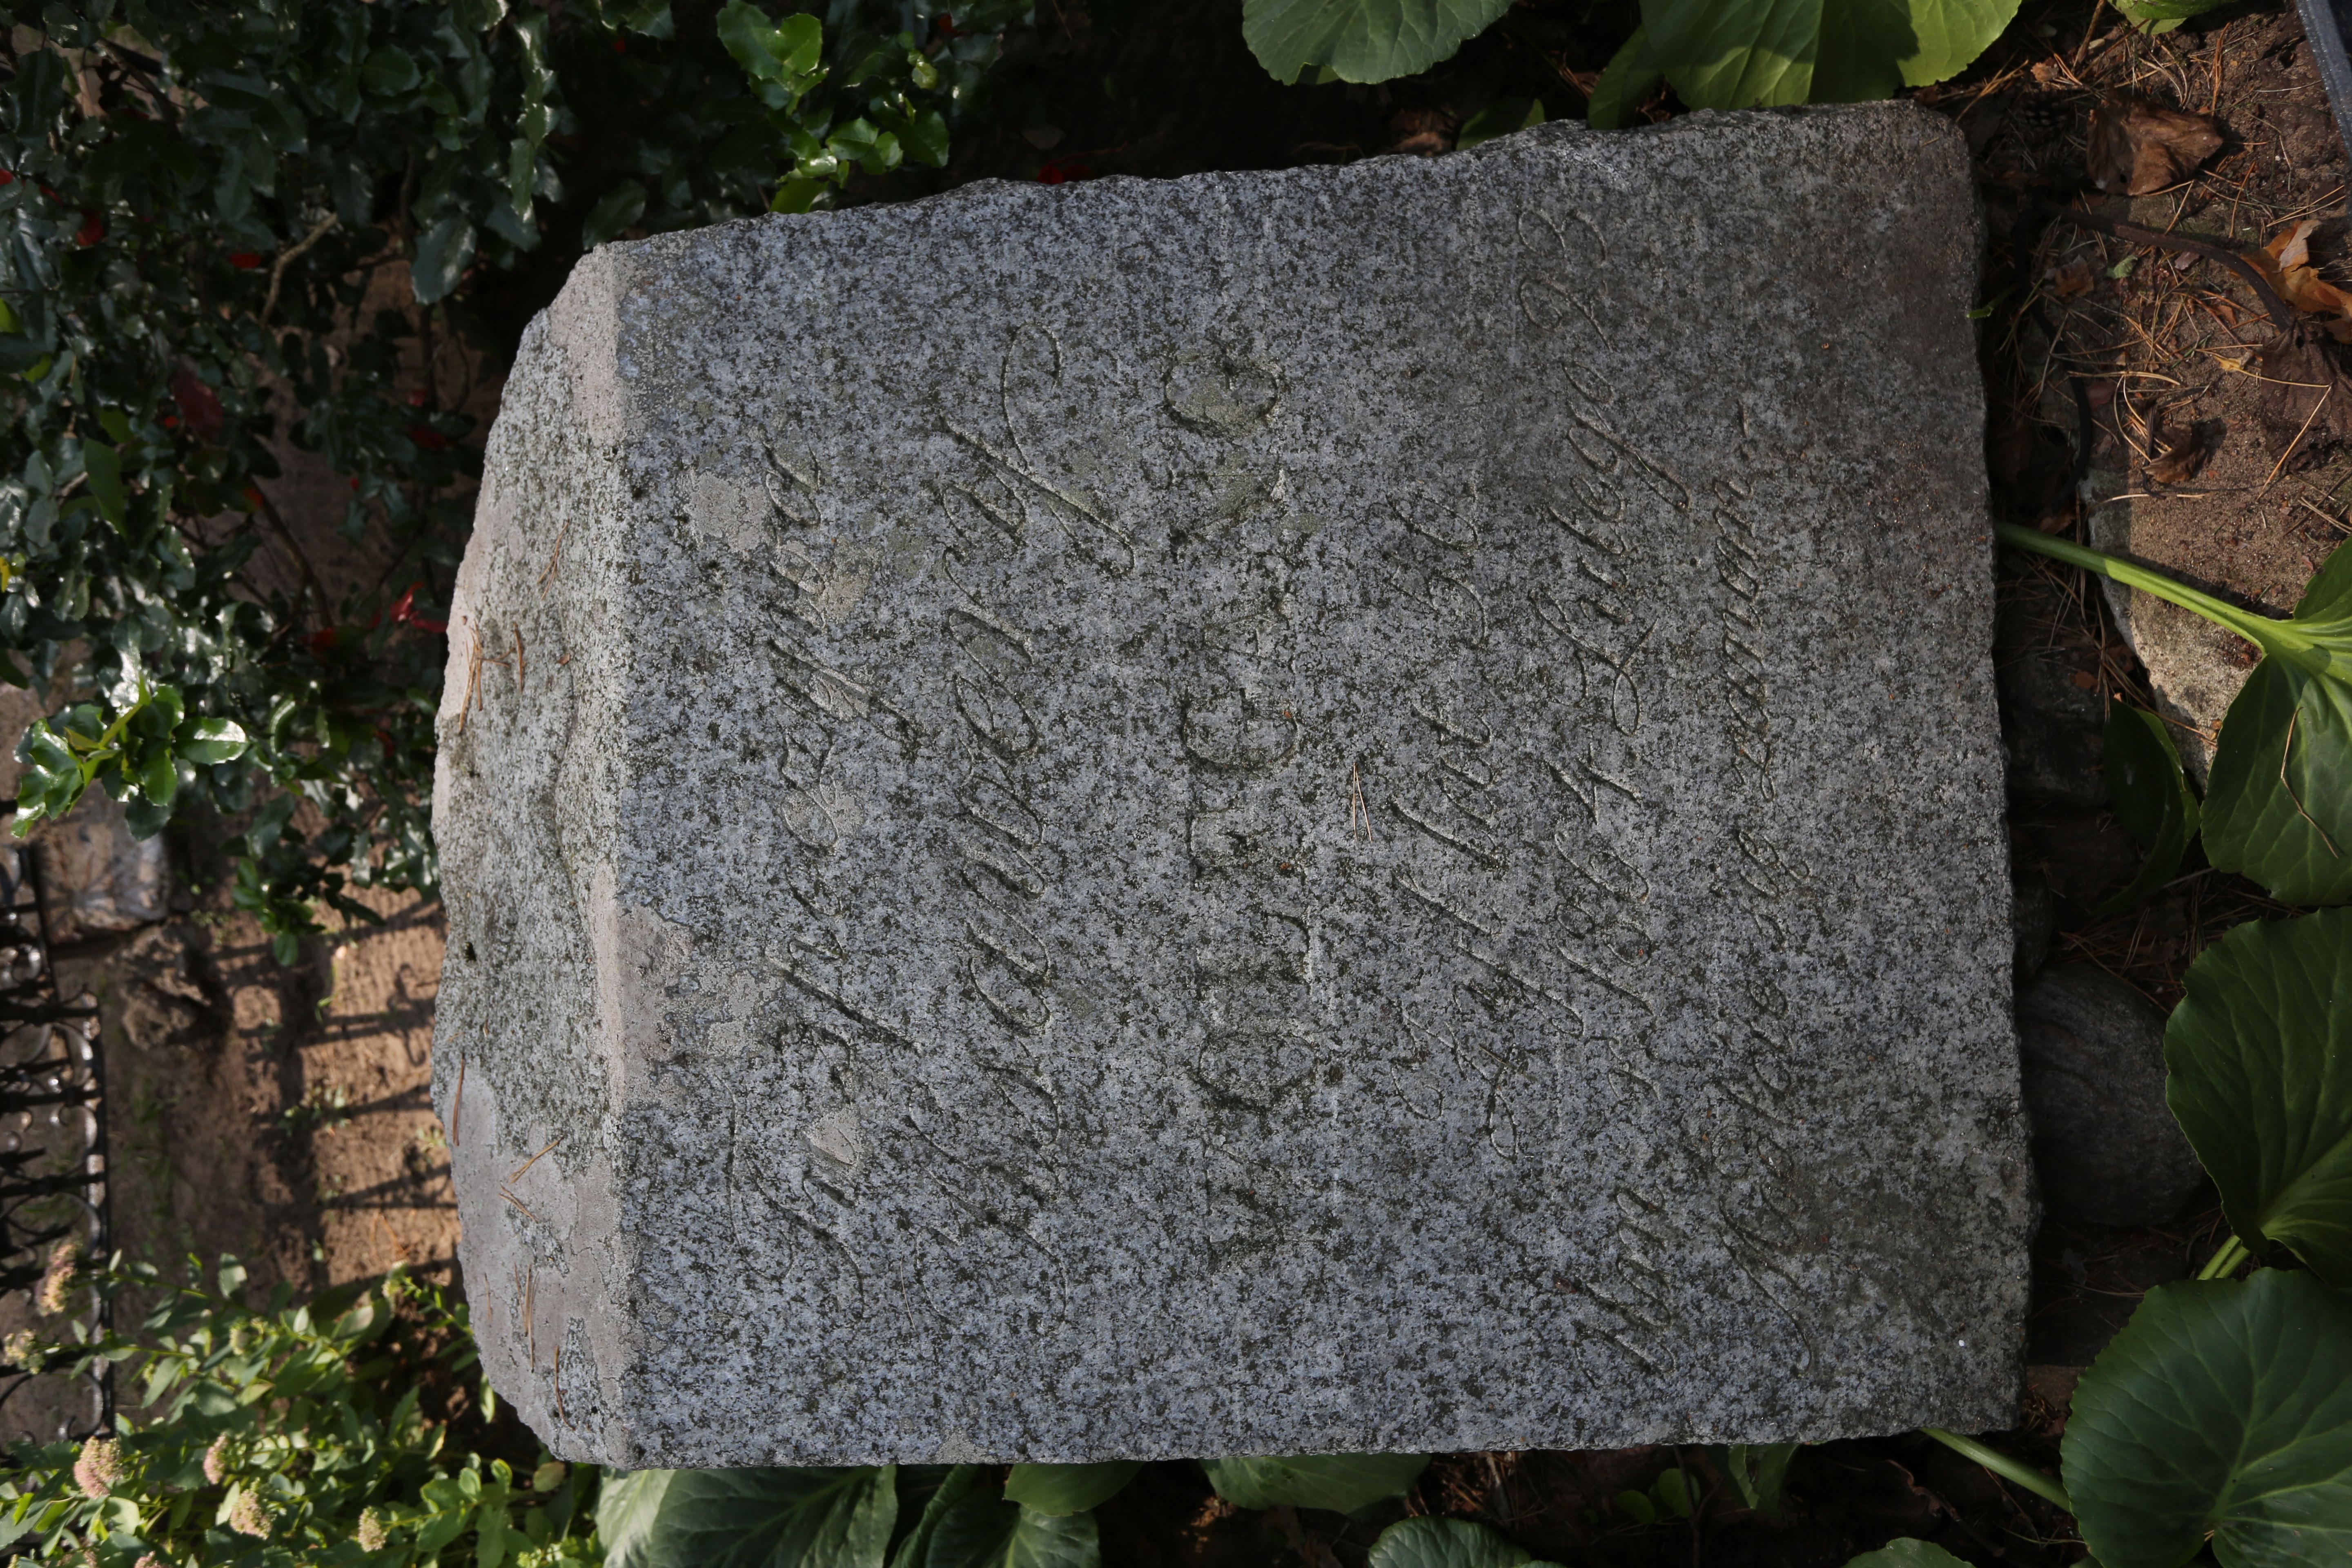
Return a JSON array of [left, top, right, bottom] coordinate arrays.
[[2087, 499, 2255, 784], [26, 796, 169, 942], [2016, 964, 2207, 1227]]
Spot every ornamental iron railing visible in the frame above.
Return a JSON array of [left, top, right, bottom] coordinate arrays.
[[0, 806, 112, 1442]]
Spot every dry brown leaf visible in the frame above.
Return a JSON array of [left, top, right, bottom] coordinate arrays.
[[2051, 259, 2096, 301], [2148, 417, 2221, 485], [2245, 220, 2352, 323], [2087, 94, 2224, 196]]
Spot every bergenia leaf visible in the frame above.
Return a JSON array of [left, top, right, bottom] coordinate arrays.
[[2063, 1271, 2352, 1568], [1241, 0, 1515, 85], [1201, 1453, 1429, 1512], [2098, 700, 2199, 916], [1999, 524, 2352, 905], [2165, 907, 2352, 1283]]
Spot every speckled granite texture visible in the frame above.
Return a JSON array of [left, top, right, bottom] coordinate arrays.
[[433, 101, 2031, 1468]]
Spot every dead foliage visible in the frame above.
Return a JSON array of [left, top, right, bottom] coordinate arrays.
[[2147, 414, 2223, 485], [2087, 92, 2223, 195]]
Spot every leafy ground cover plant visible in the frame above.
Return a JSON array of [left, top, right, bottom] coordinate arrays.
[[1, 1255, 593, 1564], [1998, 523, 2352, 906], [1241, 0, 2248, 119], [0, 0, 1008, 962]]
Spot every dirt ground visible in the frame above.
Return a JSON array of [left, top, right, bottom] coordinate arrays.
[[4, 0, 2342, 1560]]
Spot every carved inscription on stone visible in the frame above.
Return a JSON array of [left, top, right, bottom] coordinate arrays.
[[434, 107, 2030, 1468]]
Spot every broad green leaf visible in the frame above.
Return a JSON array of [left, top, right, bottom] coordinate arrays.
[[1642, 0, 2016, 108], [1201, 1452, 1429, 1512], [1241, 0, 1515, 85], [1642, 0, 1821, 108], [601, 1467, 897, 1568], [2064, 1271, 2352, 1568], [2110, 0, 2226, 29], [1588, 29, 1663, 128], [889, 1466, 978, 1568], [2165, 908, 2352, 1283], [1001, 1463, 1139, 1517], [411, 216, 477, 305], [925, 1492, 1096, 1568], [1456, 98, 1544, 149], [2099, 701, 2199, 916], [1844, 1543, 1969, 1568], [1999, 526, 2352, 905], [1368, 1517, 1557, 1568], [1888, 0, 2022, 84], [1713, 1443, 1796, 1519]]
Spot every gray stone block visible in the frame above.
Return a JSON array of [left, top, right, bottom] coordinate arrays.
[[2017, 964, 2206, 1228], [432, 102, 2032, 1468]]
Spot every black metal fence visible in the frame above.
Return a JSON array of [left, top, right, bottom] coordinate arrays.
[[0, 807, 112, 1442]]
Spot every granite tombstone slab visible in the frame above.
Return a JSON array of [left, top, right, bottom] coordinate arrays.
[[433, 102, 2031, 1467]]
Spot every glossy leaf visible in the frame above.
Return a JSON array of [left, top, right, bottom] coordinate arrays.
[[2166, 908, 2352, 1283], [1715, 1443, 1796, 1519], [2000, 526, 2352, 903], [1588, 28, 1664, 129], [410, 216, 477, 306], [1241, 0, 1516, 85], [1201, 1452, 1430, 1513], [2064, 1271, 2352, 1568], [718, 1, 824, 98], [1001, 1463, 1140, 1517], [2099, 701, 2200, 916], [1368, 1516, 1563, 1568], [1843, 1543, 1968, 1568], [82, 440, 125, 528], [925, 1491, 1097, 1568], [583, 181, 648, 249], [601, 1467, 898, 1568], [178, 717, 250, 766]]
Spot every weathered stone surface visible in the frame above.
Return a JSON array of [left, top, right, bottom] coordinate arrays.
[[29, 797, 169, 942], [2016, 964, 2205, 1228], [2087, 498, 2254, 785], [433, 102, 2031, 1468]]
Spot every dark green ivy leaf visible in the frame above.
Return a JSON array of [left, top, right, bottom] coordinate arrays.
[[582, 181, 648, 249], [410, 215, 477, 305], [361, 45, 422, 97]]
